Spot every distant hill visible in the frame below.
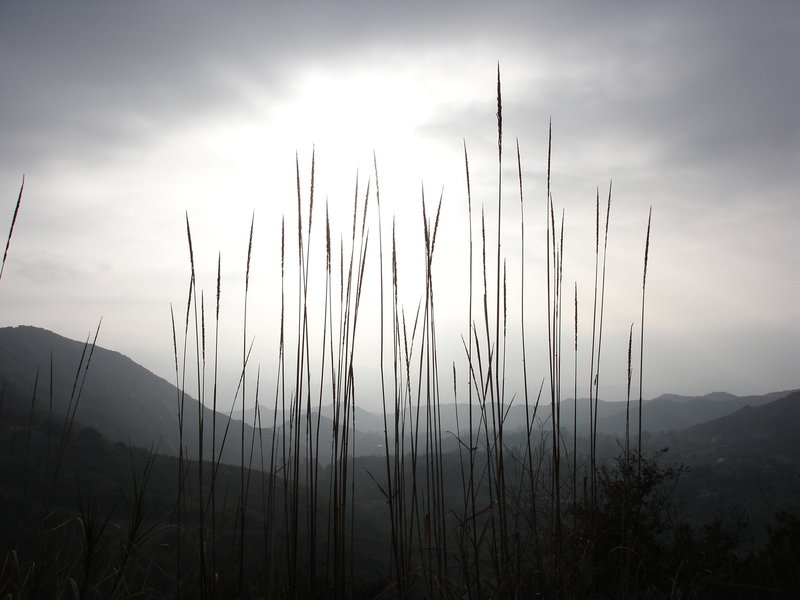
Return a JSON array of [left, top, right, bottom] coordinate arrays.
[[367, 389, 797, 442], [0, 325, 386, 462], [233, 403, 388, 435], [0, 325, 261, 464], [657, 391, 800, 538], [581, 389, 795, 437], [1, 325, 796, 463], [669, 389, 800, 461]]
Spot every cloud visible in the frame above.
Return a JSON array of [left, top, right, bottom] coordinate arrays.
[[0, 1, 796, 400]]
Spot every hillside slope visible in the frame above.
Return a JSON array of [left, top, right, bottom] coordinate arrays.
[[0, 325, 254, 463]]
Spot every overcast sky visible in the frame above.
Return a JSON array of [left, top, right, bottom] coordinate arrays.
[[1, 1, 798, 411]]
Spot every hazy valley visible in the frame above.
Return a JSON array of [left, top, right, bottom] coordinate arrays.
[[2, 325, 799, 598]]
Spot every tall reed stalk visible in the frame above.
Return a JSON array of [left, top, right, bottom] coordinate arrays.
[[638, 207, 652, 471], [0, 176, 24, 282]]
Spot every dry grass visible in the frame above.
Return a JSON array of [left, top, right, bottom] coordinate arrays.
[[0, 175, 23, 282], [0, 73, 664, 599]]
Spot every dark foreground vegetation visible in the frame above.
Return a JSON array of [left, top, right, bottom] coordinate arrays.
[[2, 392, 799, 599], [2, 75, 799, 598]]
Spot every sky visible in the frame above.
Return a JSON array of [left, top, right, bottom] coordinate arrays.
[[1, 1, 798, 412]]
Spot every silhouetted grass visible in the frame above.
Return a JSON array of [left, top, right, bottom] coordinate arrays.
[[0, 175, 23, 282], [11, 77, 792, 600]]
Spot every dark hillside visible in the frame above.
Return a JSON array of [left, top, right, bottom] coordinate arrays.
[[0, 325, 257, 464], [0, 326, 386, 463], [657, 392, 800, 546], [674, 390, 800, 461], [0, 390, 309, 595]]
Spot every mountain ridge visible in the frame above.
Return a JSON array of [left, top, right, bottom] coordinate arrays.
[[1, 325, 796, 459]]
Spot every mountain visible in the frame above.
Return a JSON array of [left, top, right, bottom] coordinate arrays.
[[670, 389, 800, 461], [397, 390, 795, 442], [233, 403, 388, 435], [658, 391, 800, 538], [583, 390, 796, 437], [641, 389, 794, 430], [0, 325, 260, 464], [0, 325, 386, 462], [2, 325, 796, 463]]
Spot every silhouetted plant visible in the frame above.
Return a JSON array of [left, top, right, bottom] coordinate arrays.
[[6, 78, 796, 600]]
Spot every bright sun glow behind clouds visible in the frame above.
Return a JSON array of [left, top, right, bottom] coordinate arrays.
[[171, 59, 479, 230], [121, 60, 497, 401], [165, 57, 496, 287], [279, 64, 429, 152]]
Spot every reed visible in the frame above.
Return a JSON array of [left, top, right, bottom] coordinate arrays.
[[238, 213, 255, 592], [209, 252, 221, 589], [0, 175, 24, 282], [572, 283, 578, 509], [0, 75, 670, 599], [625, 323, 634, 462], [638, 207, 652, 471]]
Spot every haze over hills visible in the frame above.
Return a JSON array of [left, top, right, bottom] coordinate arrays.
[[669, 389, 800, 461], [0, 325, 389, 462], [659, 390, 800, 539], [0, 325, 797, 463], [236, 389, 797, 439]]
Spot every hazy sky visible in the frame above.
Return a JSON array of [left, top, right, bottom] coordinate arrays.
[[1, 1, 798, 410]]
